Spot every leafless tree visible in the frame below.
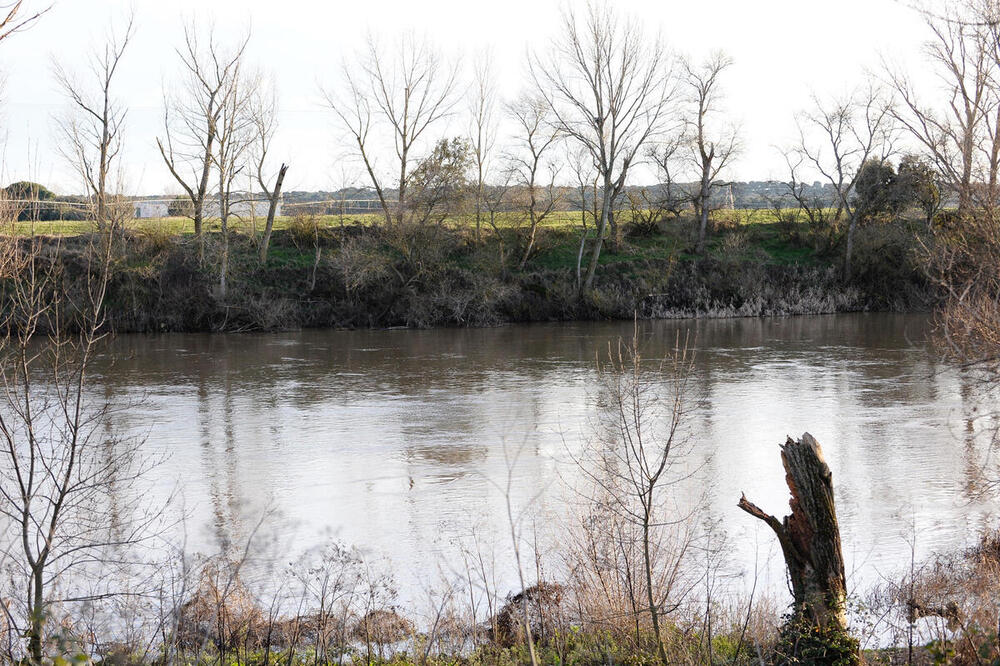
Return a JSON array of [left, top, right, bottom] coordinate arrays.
[[52, 11, 135, 233], [469, 52, 497, 244], [974, 0, 1000, 207], [682, 52, 739, 254], [213, 65, 258, 298], [793, 85, 898, 280], [773, 148, 838, 252], [911, 2, 1000, 394], [488, 439, 548, 666], [482, 172, 514, 267], [641, 132, 689, 226], [885, 2, 995, 212], [506, 93, 562, 269], [324, 33, 460, 227], [0, 229, 163, 663], [249, 79, 288, 265], [0, 1, 48, 43], [158, 22, 250, 263], [570, 328, 699, 665], [530, 1, 675, 291], [565, 145, 598, 291]]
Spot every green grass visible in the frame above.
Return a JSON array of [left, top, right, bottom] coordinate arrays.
[[8, 208, 836, 272], [8, 207, 817, 237]]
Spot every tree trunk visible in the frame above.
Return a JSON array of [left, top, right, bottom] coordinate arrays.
[[643, 519, 668, 665], [696, 165, 712, 255], [738, 433, 849, 634], [696, 201, 709, 255], [575, 206, 587, 291], [219, 186, 229, 300], [193, 206, 205, 265], [844, 214, 857, 282], [608, 207, 619, 254], [259, 163, 289, 264], [29, 566, 44, 664], [583, 180, 612, 291]]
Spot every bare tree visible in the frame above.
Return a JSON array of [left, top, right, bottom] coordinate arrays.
[[52, 11, 135, 233], [213, 65, 258, 298], [530, 1, 675, 291], [158, 23, 250, 262], [682, 52, 739, 255], [885, 2, 993, 212], [506, 93, 562, 269], [793, 85, 897, 280], [482, 172, 514, 267], [566, 145, 598, 291], [469, 52, 497, 244], [643, 131, 690, 226], [0, 229, 162, 663], [571, 329, 698, 665], [249, 79, 288, 265], [0, 1, 48, 43], [324, 33, 460, 227], [486, 438, 550, 666], [775, 148, 839, 252]]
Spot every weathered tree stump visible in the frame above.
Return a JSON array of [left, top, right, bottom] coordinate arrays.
[[738, 432, 849, 633]]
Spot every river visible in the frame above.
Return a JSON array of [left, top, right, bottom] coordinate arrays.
[[91, 313, 998, 604]]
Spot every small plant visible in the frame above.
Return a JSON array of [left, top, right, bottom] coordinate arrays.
[[771, 616, 860, 666], [288, 214, 322, 249]]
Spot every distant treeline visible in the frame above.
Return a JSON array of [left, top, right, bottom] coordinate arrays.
[[279, 181, 846, 216]]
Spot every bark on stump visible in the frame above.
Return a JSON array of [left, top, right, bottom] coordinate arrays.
[[738, 432, 849, 633]]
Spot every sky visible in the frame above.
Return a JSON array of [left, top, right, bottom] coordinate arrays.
[[0, 0, 938, 195]]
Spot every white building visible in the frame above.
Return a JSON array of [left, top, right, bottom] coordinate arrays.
[[133, 195, 282, 219], [134, 200, 169, 218], [203, 197, 282, 219]]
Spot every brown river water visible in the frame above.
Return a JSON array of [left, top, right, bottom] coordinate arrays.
[[89, 313, 999, 603]]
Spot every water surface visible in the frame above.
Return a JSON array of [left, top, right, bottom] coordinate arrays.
[[93, 313, 998, 599]]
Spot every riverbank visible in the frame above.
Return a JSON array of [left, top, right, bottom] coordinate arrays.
[[47, 217, 931, 332]]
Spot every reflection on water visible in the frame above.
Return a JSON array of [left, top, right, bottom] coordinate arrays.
[[91, 313, 998, 598]]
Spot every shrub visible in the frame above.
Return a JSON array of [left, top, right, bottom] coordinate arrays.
[[771, 616, 860, 666], [288, 214, 323, 248], [709, 209, 743, 232]]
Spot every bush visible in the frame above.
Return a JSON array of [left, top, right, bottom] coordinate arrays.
[[771, 616, 860, 666], [288, 213, 322, 248], [709, 209, 743, 232]]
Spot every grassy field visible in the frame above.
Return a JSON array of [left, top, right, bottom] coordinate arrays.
[[13, 208, 826, 267], [9, 207, 790, 237], [7, 208, 849, 279]]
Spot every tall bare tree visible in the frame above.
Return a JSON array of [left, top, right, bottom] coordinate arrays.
[[530, 1, 675, 291], [324, 34, 460, 227], [213, 65, 258, 298], [0, 229, 162, 664], [53, 11, 135, 233], [158, 23, 250, 262], [469, 52, 497, 244], [793, 86, 897, 280], [682, 52, 739, 254], [566, 145, 598, 291], [885, 3, 992, 212], [482, 173, 514, 266], [250, 80, 288, 265], [572, 330, 697, 665], [644, 132, 689, 223], [506, 93, 562, 269]]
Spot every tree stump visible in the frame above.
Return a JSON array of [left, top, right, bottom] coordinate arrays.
[[738, 432, 849, 633]]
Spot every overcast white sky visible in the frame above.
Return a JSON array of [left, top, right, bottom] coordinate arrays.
[[0, 0, 938, 195]]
